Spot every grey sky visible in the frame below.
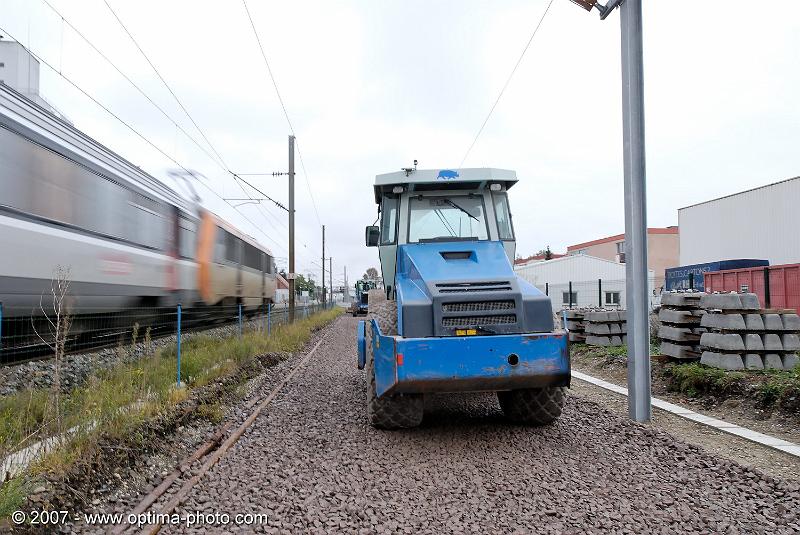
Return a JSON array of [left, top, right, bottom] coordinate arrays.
[[3, 0, 799, 284]]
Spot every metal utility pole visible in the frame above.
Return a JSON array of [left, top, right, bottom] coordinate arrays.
[[288, 135, 296, 322], [321, 225, 326, 308], [329, 257, 333, 306], [620, 0, 651, 422], [571, 0, 650, 422], [344, 266, 348, 303]]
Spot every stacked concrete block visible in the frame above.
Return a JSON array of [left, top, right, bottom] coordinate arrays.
[[562, 309, 587, 343], [584, 310, 627, 347], [698, 292, 800, 371], [658, 292, 705, 359]]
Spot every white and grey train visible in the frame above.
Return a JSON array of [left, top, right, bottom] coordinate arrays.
[[0, 82, 277, 322]]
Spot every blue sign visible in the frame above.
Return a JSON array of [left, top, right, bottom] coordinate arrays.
[[437, 169, 459, 180], [664, 259, 769, 292]]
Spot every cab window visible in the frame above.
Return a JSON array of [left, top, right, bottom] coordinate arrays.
[[492, 192, 514, 241], [380, 196, 398, 245]]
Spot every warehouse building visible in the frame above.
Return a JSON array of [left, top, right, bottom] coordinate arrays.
[[514, 254, 655, 312], [679, 176, 800, 266], [566, 227, 678, 291]]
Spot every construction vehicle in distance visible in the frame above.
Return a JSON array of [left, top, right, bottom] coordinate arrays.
[[351, 279, 377, 316], [356, 168, 570, 429]]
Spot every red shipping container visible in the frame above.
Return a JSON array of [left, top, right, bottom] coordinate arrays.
[[704, 263, 800, 313]]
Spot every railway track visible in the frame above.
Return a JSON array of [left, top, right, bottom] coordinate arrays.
[[0, 304, 297, 365]]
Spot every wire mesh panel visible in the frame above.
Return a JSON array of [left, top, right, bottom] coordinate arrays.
[[530, 278, 657, 312], [0, 300, 332, 365]]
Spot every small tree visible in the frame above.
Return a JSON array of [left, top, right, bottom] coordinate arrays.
[[32, 266, 72, 434], [534, 246, 553, 260], [363, 267, 379, 281]]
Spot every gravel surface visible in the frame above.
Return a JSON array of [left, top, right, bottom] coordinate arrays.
[[117, 316, 800, 533]]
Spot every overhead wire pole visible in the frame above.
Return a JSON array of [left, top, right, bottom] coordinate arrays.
[[344, 266, 348, 303], [571, 0, 650, 422], [329, 257, 333, 307], [619, 0, 651, 422], [321, 225, 326, 308], [288, 135, 296, 323]]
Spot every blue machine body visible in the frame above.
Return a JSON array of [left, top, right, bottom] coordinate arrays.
[[358, 318, 569, 396], [357, 240, 570, 396]]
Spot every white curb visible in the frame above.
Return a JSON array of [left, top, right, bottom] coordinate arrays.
[[571, 370, 800, 458]]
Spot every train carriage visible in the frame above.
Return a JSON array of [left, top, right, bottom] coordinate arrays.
[[0, 82, 277, 325]]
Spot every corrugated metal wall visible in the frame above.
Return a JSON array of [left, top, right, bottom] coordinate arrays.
[[679, 177, 800, 265], [704, 264, 800, 314]]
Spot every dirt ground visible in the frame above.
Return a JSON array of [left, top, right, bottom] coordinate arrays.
[[572, 346, 800, 445]]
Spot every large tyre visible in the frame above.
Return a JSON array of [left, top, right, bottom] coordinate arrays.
[[498, 387, 566, 425], [366, 300, 423, 429]]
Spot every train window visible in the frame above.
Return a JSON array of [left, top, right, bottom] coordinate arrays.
[[243, 242, 261, 271], [225, 232, 239, 263], [214, 226, 226, 263], [178, 218, 197, 259], [0, 126, 170, 250]]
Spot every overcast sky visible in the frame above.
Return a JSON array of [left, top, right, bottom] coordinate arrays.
[[2, 0, 799, 286]]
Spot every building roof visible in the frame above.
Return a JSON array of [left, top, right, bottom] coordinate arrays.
[[678, 175, 800, 211], [514, 253, 654, 284], [566, 227, 678, 252], [514, 253, 567, 266]]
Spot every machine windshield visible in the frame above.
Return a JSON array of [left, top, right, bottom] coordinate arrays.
[[408, 195, 489, 243]]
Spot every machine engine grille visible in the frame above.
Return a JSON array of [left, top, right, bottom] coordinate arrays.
[[442, 315, 517, 327], [436, 281, 512, 293], [442, 300, 515, 313]]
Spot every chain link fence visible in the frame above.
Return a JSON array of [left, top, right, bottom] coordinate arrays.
[[0, 301, 333, 365]]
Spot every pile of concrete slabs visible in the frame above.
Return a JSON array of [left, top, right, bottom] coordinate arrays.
[[658, 292, 705, 359], [697, 292, 800, 371], [561, 309, 588, 343], [584, 310, 627, 347]]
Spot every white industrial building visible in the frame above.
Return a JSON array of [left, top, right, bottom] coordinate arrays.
[[679, 176, 800, 266], [514, 254, 655, 312]]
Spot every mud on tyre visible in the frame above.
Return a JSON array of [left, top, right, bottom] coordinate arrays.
[[366, 300, 423, 429]]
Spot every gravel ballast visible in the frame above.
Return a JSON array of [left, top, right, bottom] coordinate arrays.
[[128, 316, 800, 533]]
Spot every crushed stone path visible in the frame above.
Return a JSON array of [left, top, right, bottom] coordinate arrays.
[[156, 315, 800, 534]]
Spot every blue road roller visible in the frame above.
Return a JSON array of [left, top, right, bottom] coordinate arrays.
[[357, 168, 570, 429]]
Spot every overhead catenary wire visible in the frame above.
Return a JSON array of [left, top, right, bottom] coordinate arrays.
[[103, 2, 284, 216], [0, 24, 297, 258], [34, 2, 294, 250], [459, 0, 554, 168], [103, 0, 230, 171], [3, 18, 326, 276], [39, 0, 225, 173], [240, 0, 323, 227], [98, 1, 322, 273]]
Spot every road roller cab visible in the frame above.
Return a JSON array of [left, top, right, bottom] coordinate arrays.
[[357, 168, 571, 429]]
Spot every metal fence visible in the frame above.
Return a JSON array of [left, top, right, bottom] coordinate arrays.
[[0, 301, 333, 365], [533, 278, 657, 312]]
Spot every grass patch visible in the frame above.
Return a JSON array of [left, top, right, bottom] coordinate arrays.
[[756, 367, 800, 411], [0, 307, 342, 512], [0, 478, 31, 518], [662, 363, 746, 398], [663, 362, 800, 410]]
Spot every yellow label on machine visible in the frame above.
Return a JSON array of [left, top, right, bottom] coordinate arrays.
[[455, 329, 478, 336]]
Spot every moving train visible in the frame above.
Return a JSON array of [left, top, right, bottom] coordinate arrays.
[[0, 83, 277, 320]]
